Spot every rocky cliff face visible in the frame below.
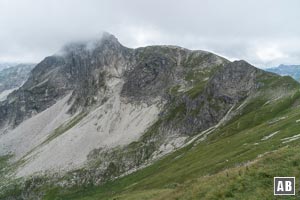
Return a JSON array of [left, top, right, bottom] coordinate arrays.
[[0, 33, 295, 198], [0, 33, 131, 129]]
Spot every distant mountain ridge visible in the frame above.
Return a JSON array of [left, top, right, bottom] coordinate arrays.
[[0, 62, 18, 71], [0, 63, 35, 101], [265, 64, 300, 81]]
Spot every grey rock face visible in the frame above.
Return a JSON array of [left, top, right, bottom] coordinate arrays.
[[0, 33, 132, 128], [121, 48, 178, 102], [153, 60, 274, 137], [0, 57, 69, 127], [0, 33, 279, 140], [61, 33, 132, 112], [121, 46, 227, 103]]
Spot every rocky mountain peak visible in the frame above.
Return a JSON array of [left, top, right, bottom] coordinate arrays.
[[0, 36, 279, 130], [1, 33, 300, 200], [0, 34, 292, 138], [60, 32, 123, 56]]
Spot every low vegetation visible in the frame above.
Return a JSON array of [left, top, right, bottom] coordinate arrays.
[[26, 88, 300, 199]]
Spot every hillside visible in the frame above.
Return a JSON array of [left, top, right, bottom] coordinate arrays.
[[0, 33, 299, 199]]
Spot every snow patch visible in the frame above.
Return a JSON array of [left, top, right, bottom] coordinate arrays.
[[268, 116, 286, 125], [152, 136, 187, 160], [281, 134, 300, 143], [261, 131, 280, 141], [236, 98, 248, 110]]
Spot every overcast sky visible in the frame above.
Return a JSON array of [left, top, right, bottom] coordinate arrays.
[[0, 0, 299, 68]]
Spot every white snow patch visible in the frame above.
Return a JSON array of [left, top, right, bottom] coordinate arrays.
[[263, 100, 271, 106], [152, 136, 187, 160], [281, 134, 300, 143], [261, 131, 280, 141], [236, 98, 248, 110], [263, 96, 282, 106], [268, 117, 286, 125]]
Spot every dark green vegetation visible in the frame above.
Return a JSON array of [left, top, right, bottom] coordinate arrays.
[[0, 155, 23, 199], [5, 76, 298, 199]]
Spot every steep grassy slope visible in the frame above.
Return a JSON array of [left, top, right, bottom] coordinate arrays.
[[1, 69, 299, 200], [19, 75, 299, 199]]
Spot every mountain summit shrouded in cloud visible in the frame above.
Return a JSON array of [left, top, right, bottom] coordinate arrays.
[[0, 0, 299, 66]]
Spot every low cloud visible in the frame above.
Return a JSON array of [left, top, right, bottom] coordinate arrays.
[[0, 0, 299, 67]]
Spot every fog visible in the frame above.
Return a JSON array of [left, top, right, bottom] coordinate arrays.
[[0, 0, 299, 67]]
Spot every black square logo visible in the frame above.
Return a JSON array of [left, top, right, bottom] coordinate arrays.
[[274, 177, 295, 195]]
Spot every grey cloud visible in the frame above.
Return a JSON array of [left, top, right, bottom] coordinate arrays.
[[0, 0, 299, 67]]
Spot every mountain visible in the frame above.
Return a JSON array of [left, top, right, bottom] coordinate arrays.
[[0, 63, 35, 101], [0, 62, 18, 71], [265, 64, 300, 81], [1, 33, 300, 199]]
